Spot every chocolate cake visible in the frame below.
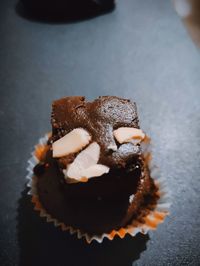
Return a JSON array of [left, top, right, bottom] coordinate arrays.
[[34, 96, 157, 235]]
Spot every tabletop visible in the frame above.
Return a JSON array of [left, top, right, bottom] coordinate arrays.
[[0, 0, 200, 265]]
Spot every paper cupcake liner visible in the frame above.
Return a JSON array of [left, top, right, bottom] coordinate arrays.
[[26, 133, 170, 244]]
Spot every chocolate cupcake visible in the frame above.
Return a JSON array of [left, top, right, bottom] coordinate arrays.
[[29, 96, 169, 241]]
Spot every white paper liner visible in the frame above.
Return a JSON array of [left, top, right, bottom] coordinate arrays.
[[26, 133, 171, 244]]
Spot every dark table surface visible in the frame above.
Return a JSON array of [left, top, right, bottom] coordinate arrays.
[[1, 0, 200, 265]]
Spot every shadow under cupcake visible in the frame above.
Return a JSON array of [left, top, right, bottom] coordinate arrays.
[[17, 188, 149, 266]]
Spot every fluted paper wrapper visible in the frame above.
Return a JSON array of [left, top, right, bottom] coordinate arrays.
[[26, 133, 170, 244]]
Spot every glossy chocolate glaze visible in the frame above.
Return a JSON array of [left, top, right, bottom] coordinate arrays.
[[51, 96, 141, 168]]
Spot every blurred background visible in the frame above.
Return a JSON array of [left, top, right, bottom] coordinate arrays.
[[173, 0, 200, 46]]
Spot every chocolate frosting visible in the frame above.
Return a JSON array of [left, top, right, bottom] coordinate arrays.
[[51, 96, 141, 168]]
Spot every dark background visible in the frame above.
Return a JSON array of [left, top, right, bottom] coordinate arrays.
[[0, 0, 200, 265]]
